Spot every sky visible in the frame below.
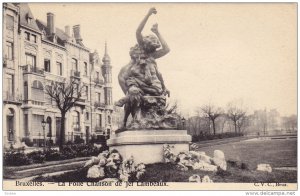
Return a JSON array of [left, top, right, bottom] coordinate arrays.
[[28, 3, 297, 116]]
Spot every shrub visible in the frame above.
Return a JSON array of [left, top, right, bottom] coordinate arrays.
[[216, 167, 231, 177], [4, 150, 31, 166], [240, 163, 249, 170], [65, 141, 73, 145], [90, 135, 106, 144], [45, 149, 62, 161], [27, 150, 46, 164], [74, 137, 85, 144], [3, 143, 107, 166]]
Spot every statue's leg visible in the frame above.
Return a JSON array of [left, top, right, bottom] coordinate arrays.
[[123, 103, 131, 128], [131, 101, 142, 122]]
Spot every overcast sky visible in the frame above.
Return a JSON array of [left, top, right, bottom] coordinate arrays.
[[28, 3, 297, 116]]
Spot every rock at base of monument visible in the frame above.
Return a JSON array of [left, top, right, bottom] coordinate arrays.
[[107, 130, 192, 164], [127, 112, 179, 130]]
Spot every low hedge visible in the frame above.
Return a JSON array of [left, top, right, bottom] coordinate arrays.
[[4, 150, 32, 166], [191, 132, 244, 142], [4, 143, 109, 166]]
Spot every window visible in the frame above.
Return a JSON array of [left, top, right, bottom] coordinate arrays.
[[26, 54, 36, 67], [31, 34, 37, 43], [85, 112, 89, 120], [32, 80, 44, 90], [25, 32, 30, 41], [27, 17, 32, 24], [6, 15, 14, 30], [24, 31, 36, 43], [6, 42, 13, 60], [84, 62, 88, 76], [105, 88, 112, 105], [73, 111, 80, 126], [108, 116, 111, 124], [96, 114, 102, 127], [32, 115, 44, 136], [6, 74, 14, 96], [85, 86, 89, 99], [44, 59, 51, 72], [96, 92, 101, 102], [96, 71, 99, 79], [26, 14, 33, 24], [72, 58, 78, 71], [56, 62, 62, 76]]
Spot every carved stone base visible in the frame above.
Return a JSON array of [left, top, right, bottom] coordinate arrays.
[[107, 130, 192, 164]]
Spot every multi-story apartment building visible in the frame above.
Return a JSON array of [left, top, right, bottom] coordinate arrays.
[[3, 3, 113, 147]]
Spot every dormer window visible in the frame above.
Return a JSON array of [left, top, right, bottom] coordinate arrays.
[[26, 13, 33, 24], [28, 17, 32, 24]]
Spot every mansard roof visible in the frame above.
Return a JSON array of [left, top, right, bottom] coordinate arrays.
[[35, 19, 68, 47], [17, 3, 41, 33]]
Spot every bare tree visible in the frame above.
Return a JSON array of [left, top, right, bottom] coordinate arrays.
[[216, 114, 228, 133], [227, 101, 246, 135], [45, 78, 84, 151], [201, 105, 223, 135], [237, 115, 248, 133]]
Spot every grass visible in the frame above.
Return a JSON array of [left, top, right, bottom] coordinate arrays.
[[197, 139, 297, 169], [32, 161, 297, 183], [31, 139, 297, 183]]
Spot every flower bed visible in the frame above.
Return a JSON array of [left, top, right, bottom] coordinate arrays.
[[83, 149, 146, 182]]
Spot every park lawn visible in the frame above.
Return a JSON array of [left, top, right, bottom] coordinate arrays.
[[33, 161, 297, 183], [197, 139, 297, 169], [32, 138, 297, 183]]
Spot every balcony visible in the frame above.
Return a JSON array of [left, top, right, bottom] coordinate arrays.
[[70, 70, 80, 78], [3, 92, 22, 105], [94, 101, 106, 109], [23, 65, 44, 75], [94, 78, 104, 86], [74, 97, 86, 107]]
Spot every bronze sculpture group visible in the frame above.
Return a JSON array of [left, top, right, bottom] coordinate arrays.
[[116, 8, 179, 130]]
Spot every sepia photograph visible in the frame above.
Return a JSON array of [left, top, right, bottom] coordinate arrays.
[[2, 2, 297, 191]]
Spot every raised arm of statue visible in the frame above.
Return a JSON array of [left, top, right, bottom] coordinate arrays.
[[136, 7, 157, 46], [151, 23, 170, 59]]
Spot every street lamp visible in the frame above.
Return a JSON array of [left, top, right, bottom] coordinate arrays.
[[41, 119, 46, 151], [181, 117, 186, 129]]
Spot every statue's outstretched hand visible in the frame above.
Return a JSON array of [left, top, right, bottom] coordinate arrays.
[[151, 23, 159, 34], [148, 7, 157, 15], [164, 89, 170, 97]]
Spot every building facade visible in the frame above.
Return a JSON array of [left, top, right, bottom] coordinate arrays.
[[3, 3, 113, 147]]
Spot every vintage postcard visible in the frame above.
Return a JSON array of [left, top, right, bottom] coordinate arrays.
[[2, 2, 297, 191]]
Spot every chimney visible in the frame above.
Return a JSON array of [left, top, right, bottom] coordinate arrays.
[[65, 25, 70, 36], [47, 12, 55, 35], [73, 25, 83, 43]]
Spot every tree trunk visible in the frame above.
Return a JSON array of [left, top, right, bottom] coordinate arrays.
[[212, 120, 216, 135], [59, 112, 66, 152], [234, 121, 237, 135]]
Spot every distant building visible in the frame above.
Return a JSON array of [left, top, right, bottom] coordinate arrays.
[[3, 3, 113, 147]]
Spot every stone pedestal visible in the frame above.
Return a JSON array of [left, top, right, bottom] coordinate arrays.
[[107, 130, 192, 164]]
